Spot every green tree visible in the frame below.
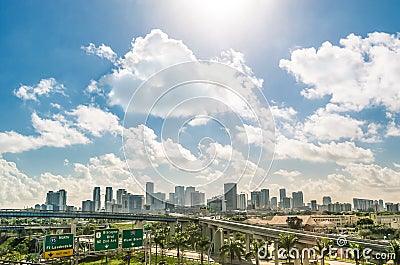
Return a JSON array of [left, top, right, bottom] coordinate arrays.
[[389, 239, 400, 265], [3, 251, 21, 261], [219, 238, 245, 265], [286, 217, 303, 230], [349, 242, 365, 265], [356, 218, 374, 227], [197, 237, 211, 265], [278, 233, 298, 265], [170, 223, 188, 265], [314, 238, 333, 265]]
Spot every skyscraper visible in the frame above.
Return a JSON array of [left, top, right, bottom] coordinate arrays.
[[250, 191, 261, 209], [237, 193, 247, 210], [185, 186, 196, 207], [270, 197, 278, 208], [93, 187, 101, 212], [322, 196, 332, 206], [46, 190, 67, 211], [224, 183, 237, 211], [105, 187, 113, 206], [260, 189, 270, 208], [191, 191, 205, 206], [116, 188, 127, 205], [292, 191, 304, 209], [279, 188, 286, 204], [175, 186, 185, 207], [311, 200, 317, 211], [146, 182, 154, 207]]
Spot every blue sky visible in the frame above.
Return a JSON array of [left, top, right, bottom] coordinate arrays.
[[1, 1, 400, 208]]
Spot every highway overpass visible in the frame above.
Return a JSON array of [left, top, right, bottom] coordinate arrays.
[[0, 209, 188, 222]]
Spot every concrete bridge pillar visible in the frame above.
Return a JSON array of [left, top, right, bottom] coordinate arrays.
[[245, 234, 251, 253], [136, 220, 144, 229], [274, 240, 279, 265], [213, 227, 224, 254], [70, 219, 77, 236]]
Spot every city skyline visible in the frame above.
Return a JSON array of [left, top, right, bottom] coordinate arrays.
[[0, 2, 400, 208], [36, 183, 399, 214]]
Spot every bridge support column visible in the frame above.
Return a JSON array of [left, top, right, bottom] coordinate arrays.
[[70, 219, 77, 236], [274, 240, 279, 265], [245, 234, 251, 253], [213, 227, 223, 254], [136, 220, 144, 229]]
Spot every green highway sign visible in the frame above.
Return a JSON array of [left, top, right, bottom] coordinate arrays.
[[122, 229, 143, 248], [43, 234, 74, 258], [94, 229, 119, 251]]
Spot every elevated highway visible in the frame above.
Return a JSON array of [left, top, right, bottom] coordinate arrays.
[[0, 209, 187, 222]]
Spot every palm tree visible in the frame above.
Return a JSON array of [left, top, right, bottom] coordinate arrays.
[[314, 238, 333, 265], [349, 242, 365, 265], [219, 238, 245, 264], [185, 222, 202, 251], [245, 239, 265, 265], [389, 239, 400, 265], [278, 233, 298, 265], [197, 237, 211, 265], [170, 223, 188, 265]]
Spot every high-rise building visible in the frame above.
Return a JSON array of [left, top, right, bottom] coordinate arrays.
[[82, 200, 94, 212], [322, 196, 332, 206], [310, 200, 317, 211], [168, 192, 175, 204], [116, 189, 127, 205], [224, 183, 237, 211], [282, 197, 291, 209], [175, 186, 185, 207], [207, 195, 224, 212], [279, 188, 286, 204], [58, 189, 67, 211], [292, 191, 304, 209], [153, 192, 166, 210], [353, 198, 374, 211], [122, 193, 144, 213], [237, 193, 247, 210], [191, 191, 205, 206], [270, 197, 278, 208], [250, 191, 261, 209], [93, 187, 101, 212], [260, 189, 270, 209], [105, 187, 113, 206], [379, 199, 384, 211], [185, 186, 196, 207], [146, 182, 154, 207]]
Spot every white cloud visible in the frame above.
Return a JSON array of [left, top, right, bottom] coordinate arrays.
[[0, 113, 90, 154], [86, 80, 102, 95], [280, 32, 400, 112], [235, 124, 263, 146], [81, 43, 117, 62], [0, 154, 143, 208], [123, 124, 197, 170], [386, 120, 400, 137], [270, 105, 297, 121], [14, 78, 65, 101], [302, 108, 365, 141], [273, 169, 301, 177], [68, 105, 122, 137], [275, 135, 374, 165]]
